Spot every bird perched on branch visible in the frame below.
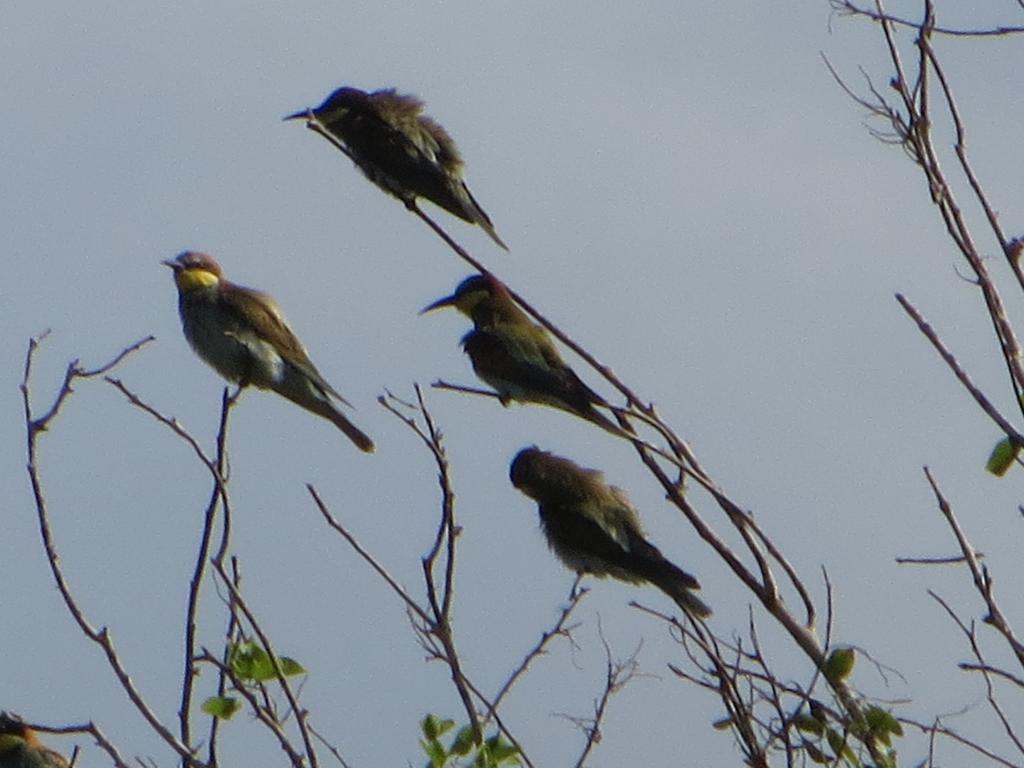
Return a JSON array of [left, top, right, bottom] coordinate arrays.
[[285, 86, 507, 250], [510, 447, 711, 618], [163, 251, 375, 452], [422, 274, 620, 434], [0, 713, 69, 768]]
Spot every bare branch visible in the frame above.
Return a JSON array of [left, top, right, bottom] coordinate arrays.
[[20, 335, 202, 766], [923, 467, 1024, 668], [564, 625, 641, 768], [103, 377, 239, 762], [211, 558, 320, 768], [31, 720, 133, 768], [896, 295, 1024, 444], [928, 590, 1024, 755], [380, 387, 481, 743], [486, 577, 588, 719], [307, 484, 432, 624], [831, 0, 1024, 37]]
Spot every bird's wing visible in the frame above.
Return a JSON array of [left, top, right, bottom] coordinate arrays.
[[552, 492, 703, 592], [463, 329, 587, 406], [540, 499, 650, 583], [370, 89, 464, 170], [335, 92, 483, 224], [217, 286, 342, 399], [530, 328, 608, 406], [355, 90, 449, 170], [464, 327, 605, 412]]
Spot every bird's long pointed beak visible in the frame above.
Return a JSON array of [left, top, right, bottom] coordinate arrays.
[[283, 108, 312, 122], [419, 295, 457, 315], [161, 258, 179, 270]]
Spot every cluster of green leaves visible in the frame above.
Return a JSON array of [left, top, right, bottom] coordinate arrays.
[[419, 714, 521, 768], [793, 703, 902, 768], [202, 640, 306, 720], [790, 650, 902, 768]]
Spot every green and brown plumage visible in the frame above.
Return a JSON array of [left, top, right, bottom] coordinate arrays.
[[0, 714, 69, 768], [163, 251, 374, 452], [422, 274, 620, 433], [510, 447, 711, 618], [285, 86, 507, 250]]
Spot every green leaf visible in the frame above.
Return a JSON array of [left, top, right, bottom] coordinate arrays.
[[228, 640, 260, 680], [420, 738, 447, 768], [986, 437, 1019, 477], [451, 725, 476, 756], [229, 640, 286, 681], [278, 656, 306, 677], [487, 737, 520, 763], [201, 696, 241, 720], [229, 642, 304, 681], [825, 728, 859, 766], [805, 743, 828, 764], [422, 714, 455, 741], [793, 713, 825, 736], [876, 750, 898, 768], [823, 647, 856, 684], [864, 706, 903, 744], [249, 648, 278, 681]]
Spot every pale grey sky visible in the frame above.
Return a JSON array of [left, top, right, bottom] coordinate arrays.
[[4, 2, 1024, 766]]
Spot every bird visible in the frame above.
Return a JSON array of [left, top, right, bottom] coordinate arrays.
[[509, 447, 711, 618], [422, 274, 621, 434], [0, 713, 69, 768], [284, 86, 508, 250], [162, 251, 375, 452]]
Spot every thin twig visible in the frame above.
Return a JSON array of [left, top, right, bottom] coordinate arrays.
[[899, 715, 1019, 768], [33, 721, 132, 768], [564, 624, 640, 768], [307, 484, 432, 624], [21, 335, 201, 766], [211, 559, 320, 768], [196, 651, 306, 768], [831, 0, 1024, 37], [923, 467, 1024, 666], [104, 377, 238, 764], [380, 387, 481, 743], [928, 590, 1024, 755], [486, 578, 588, 719]]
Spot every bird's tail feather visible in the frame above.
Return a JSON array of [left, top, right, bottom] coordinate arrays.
[[668, 586, 712, 619], [285, 388, 376, 453], [652, 570, 712, 619], [581, 406, 635, 441], [461, 183, 509, 251], [479, 218, 509, 251], [328, 410, 376, 453]]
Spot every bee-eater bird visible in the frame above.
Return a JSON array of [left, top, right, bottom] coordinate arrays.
[[0, 714, 69, 768], [510, 447, 711, 618], [284, 86, 508, 250], [163, 251, 375, 452], [422, 274, 621, 434]]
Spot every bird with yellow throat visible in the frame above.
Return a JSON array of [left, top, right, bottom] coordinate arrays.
[[0, 713, 69, 768], [163, 251, 375, 452]]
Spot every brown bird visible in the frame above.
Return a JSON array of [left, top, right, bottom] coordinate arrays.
[[510, 447, 711, 618], [163, 251, 375, 452], [0, 713, 69, 768], [422, 274, 622, 434], [285, 86, 508, 250]]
